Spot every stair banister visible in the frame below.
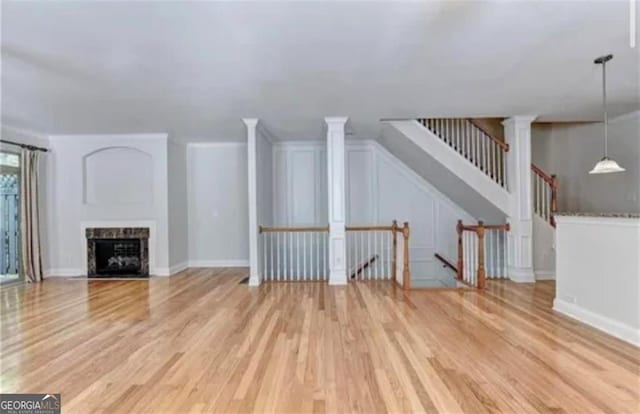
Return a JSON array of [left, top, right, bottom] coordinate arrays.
[[531, 163, 559, 227]]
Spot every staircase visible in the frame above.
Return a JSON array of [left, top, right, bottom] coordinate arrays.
[[381, 118, 509, 221], [382, 117, 559, 285]]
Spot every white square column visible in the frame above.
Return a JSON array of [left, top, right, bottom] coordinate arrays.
[[503, 116, 537, 283], [326, 117, 348, 285], [244, 118, 261, 286]]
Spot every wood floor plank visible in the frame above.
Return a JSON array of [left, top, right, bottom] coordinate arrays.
[[0, 270, 638, 413]]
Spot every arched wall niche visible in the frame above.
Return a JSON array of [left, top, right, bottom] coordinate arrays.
[[83, 146, 154, 205]]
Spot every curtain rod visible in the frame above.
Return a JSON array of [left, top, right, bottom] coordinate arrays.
[[0, 139, 49, 152]]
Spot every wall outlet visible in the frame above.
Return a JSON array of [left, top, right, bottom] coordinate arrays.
[[562, 294, 576, 304]]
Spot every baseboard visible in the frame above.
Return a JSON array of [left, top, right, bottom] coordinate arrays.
[[553, 298, 640, 347], [188, 260, 250, 268], [153, 268, 171, 277], [535, 270, 555, 280], [168, 261, 189, 275], [508, 267, 536, 283], [44, 268, 83, 277]]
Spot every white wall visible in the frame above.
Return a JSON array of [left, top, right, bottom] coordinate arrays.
[[532, 111, 640, 213], [187, 143, 249, 266], [45, 134, 171, 276], [273, 142, 328, 226], [554, 215, 640, 345], [167, 140, 189, 272], [272, 140, 475, 284]]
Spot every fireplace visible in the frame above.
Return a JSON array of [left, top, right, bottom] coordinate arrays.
[[86, 228, 149, 277]]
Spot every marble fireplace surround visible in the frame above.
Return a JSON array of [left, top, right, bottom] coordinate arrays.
[[86, 227, 150, 277], [80, 221, 158, 276]]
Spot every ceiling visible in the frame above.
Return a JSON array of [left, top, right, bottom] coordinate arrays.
[[2, 1, 639, 141]]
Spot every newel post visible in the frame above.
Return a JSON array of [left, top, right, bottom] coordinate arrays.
[[456, 220, 463, 281], [477, 221, 486, 289], [391, 220, 398, 282], [402, 222, 410, 290]]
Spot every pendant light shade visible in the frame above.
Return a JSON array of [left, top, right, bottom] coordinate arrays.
[[589, 157, 626, 174], [589, 54, 625, 175]]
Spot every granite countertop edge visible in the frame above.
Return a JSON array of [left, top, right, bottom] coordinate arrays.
[[555, 212, 640, 219]]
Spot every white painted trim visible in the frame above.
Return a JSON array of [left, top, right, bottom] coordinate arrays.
[[508, 267, 536, 283], [154, 268, 172, 277], [609, 109, 640, 123], [257, 124, 276, 144], [555, 215, 640, 227], [535, 270, 555, 280], [272, 140, 326, 149], [188, 260, 250, 267], [242, 118, 259, 128], [45, 268, 83, 277], [169, 261, 189, 275], [49, 133, 168, 141], [1, 124, 47, 140], [553, 298, 640, 347], [187, 142, 247, 149]]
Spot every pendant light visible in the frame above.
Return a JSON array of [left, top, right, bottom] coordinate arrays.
[[589, 54, 625, 174]]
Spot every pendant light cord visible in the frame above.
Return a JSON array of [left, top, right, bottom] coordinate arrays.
[[602, 59, 608, 157]]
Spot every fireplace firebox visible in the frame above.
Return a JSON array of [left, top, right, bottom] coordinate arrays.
[[86, 228, 149, 277]]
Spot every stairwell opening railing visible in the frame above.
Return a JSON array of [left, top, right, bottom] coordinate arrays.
[[456, 220, 510, 289], [345, 221, 410, 289], [417, 118, 509, 188], [259, 225, 330, 282], [259, 221, 411, 287]]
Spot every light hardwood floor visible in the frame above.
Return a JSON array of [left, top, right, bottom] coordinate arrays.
[[1, 268, 638, 413]]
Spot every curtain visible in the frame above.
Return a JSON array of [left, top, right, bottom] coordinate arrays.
[[20, 149, 43, 282]]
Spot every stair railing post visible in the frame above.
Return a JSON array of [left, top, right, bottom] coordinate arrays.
[[477, 221, 486, 289], [456, 220, 463, 281], [391, 220, 398, 283], [402, 222, 410, 290]]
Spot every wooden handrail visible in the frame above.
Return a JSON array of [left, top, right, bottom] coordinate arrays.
[[346, 225, 394, 231], [531, 163, 556, 185], [531, 163, 558, 227], [460, 223, 510, 232], [434, 253, 457, 273], [467, 118, 510, 152], [259, 225, 329, 233]]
